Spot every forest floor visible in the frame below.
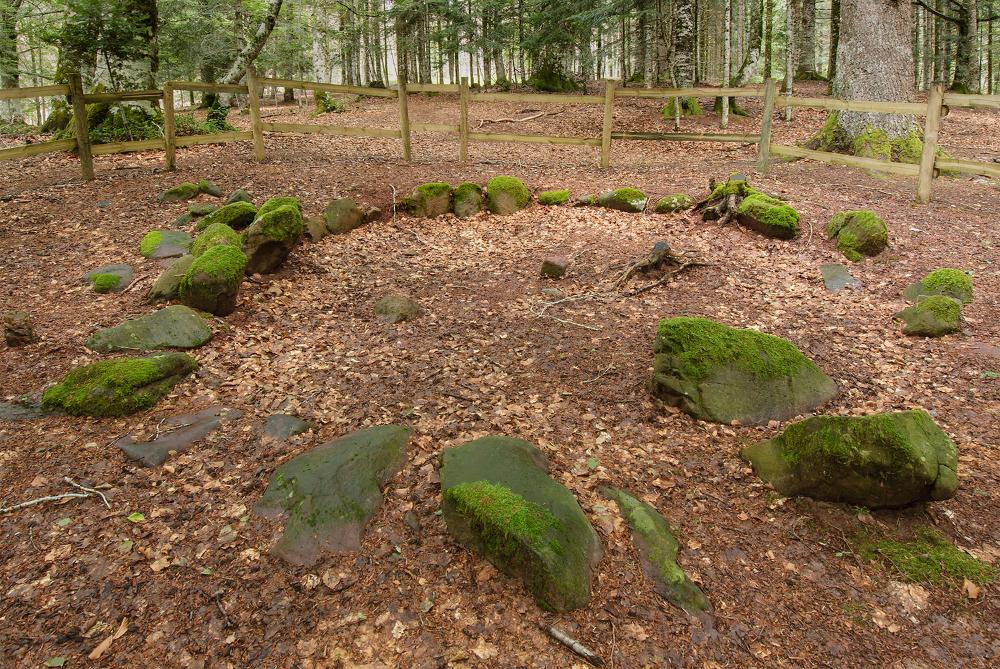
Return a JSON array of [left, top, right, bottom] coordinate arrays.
[[1, 82, 999, 668]]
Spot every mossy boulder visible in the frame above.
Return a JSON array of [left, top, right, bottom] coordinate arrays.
[[323, 198, 364, 234], [596, 187, 648, 213], [158, 182, 201, 204], [486, 176, 531, 215], [256, 196, 302, 219], [255, 424, 410, 565], [406, 182, 453, 217], [453, 182, 483, 217], [148, 255, 194, 303], [188, 203, 218, 217], [84, 264, 133, 294], [741, 410, 958, 508], [191, 223, 240, 257], [86, 305, 212, 353], [650, 317, 837, 425], [41, 352, 197, 417], [243, 204, 304, 274], [895, 296, 961, 337], [538, 189, 571, 206], [903, 268, 973, 305], [440, 436, 602, 612], [178, 245, 247, 316], [139, 230, 193, 259], [225, 189, 253, 205], [826, 210, 888, 261], [197, 179, 224, 197], [655, 193, 694, 214], [374, 294, 421, 323], [736, 193, 799, 239], [601, 487, 710, 616], [194, 201, 257, 232]]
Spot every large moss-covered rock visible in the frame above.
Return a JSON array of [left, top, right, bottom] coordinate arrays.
[[255, 424, 410, 565], [895, 296, 961, 337], [655, 193, 694, 214], [596, 187, 648, 213], [84, 264, 133, 294], [86, 305, 212, 353], [406, 182, 452, 217], [440, 436, 602, 612], [148, 255, 194, 303], [741, 410, 958, 508], [601, 487, 709, 616], [178, 245, 247, 316], [486, 176, 531, 215], [736, 193, 799, 239], [650, 317, 837, 425], [323, 198, 364, 234], [139, 230, 192, 259], [256, 196, 302, 218], [194, 201, 257, 232], [191, 222, 240, 257], [453, 182, 483, 217], [158, 182, 201, 204], [826, 210, 888, 261], [903, 268, 973, 305], [374, 294, 421, 323], [41, 352, 197, 417], [243, 203, 304, 274], [538, 189, 571, 206]]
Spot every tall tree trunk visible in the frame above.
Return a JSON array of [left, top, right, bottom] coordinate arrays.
[[950, 0, 980, 92], [669, 0, 700, 115], [795, 0, 818, 78], [219, 0, 284, 84], [763, 0, 773, 78], [0, 0, 24, 122], [735, 0, 763, 84], [829, 0, 841, 80]]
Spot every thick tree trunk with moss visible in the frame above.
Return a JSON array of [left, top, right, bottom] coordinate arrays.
[[807, 0, 921, 163], [0, 0, 23, 122], [795, 0, 819, 79], [667, 0, 700, 117]]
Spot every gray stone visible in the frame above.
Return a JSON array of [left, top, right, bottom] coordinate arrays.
[[596, 188, 648, 213], [323, 198, 365, 234], [304, 216, 328, 242], [115, 406, 242, 467], [540, 256, 568, 279], [225, 189, 253, 205], [820, 263, 862, 292], [83, 264, 134, 293], [148, 255, 194, 303], [264, 414, 313, 439], [140, 230, 193, 259], [0, 400, 52, 421], [374, 294, 421, 323], [4, 311, 37, 347], [86, 305, 213, 353]]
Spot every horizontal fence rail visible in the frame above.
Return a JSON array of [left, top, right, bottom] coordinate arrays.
[[0, 74, 997, 204]]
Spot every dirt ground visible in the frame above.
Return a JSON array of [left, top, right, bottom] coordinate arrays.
[[1, 82, 999, 668]]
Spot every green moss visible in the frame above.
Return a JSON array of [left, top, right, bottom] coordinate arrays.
[[827, 210, 888, 261], [891, 130, 924, 164], [256, 196, 302, 219], [415, 182, 451, 199], [180, 244, 248, 292], [858, 528, 995, 585], [780, 412, 918, 467], [250, 204, 304, 242], [661, 97, 702, 118], [195, 201, 257, 232], [916, 268, 973, 304], [139, 231, 163, 257], [896, 295, 961, 336], [486, 176, 531, 214], [90, 273, 122, 294], [314, 91, 346, 114], [655, 317, 810, 384], [737, 193, 800, 238], [191, 223, 240, 257], [613, 187, 645, 202], [708, 174, 757, 200], [445, 481, 559, 555], [655, 193, 694, 213], [852, 126, 892, 161], [454, 182, 482, 200], [538, 189, 571, 206], [918, 294, 960, 322], [158, 183, 201, 204]]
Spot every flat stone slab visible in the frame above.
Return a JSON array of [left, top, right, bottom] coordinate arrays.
[[115, 406, 242, 466], [86, 305, 213, 353], [820, 263, 861, 292], [83, 264, 134, 293], [0, 400, 53, 421], [140, 230, 193, 259], [264, 413, 313, 439]]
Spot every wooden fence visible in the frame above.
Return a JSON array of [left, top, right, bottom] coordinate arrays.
[[1, 69, 998, 205]]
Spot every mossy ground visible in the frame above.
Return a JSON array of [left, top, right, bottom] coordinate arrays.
[[90, 273, 122, 293], [538, 189, 570, 206], [857, 528, 995, 585]]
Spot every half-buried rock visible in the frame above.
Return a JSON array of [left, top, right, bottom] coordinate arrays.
[[649, 317, 837, 425], [115, 406, 241, 466], [255, 424, 410, 565], [895, 295, 961, 337], [440, 436, 602, 612], [140, 230, 192, 259], [405, 182, 452, 217], [601, 487, 710, 616], [826, 210, 888, 261], [243, 200, 304, 274], [324, 198, 364, 234], [178, 244, 247, 316], [41, 352, 197, 417], [84, 264, 133, 294], [375, 294, 421, 323], [741, 410, 958, 508], [902, 268, 973, 305], [86, 305, 212, 353], [486, 176, 530, 215], [453, 183, 483, 217], [597, 187, 648, 213], [148, 255, 194, 303]]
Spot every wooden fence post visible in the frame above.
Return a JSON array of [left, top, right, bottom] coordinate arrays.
[[398, 77, 412, 161], [916, 82, 944, 204], [601, 78, 616, 169], [756, 78, 778, 173], [459, 76, 470, 161], [68, 73, 94, 181], [246, 65, 266, 162], [163, 83, 176, 170]]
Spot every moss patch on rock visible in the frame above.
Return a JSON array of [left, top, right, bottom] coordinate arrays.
[[243, 204, 304, 274], [538, 189, 571, 206], [158, 182, 201, 204], [486, 176, 531, 215], [90, 273, 122, 294], [86, 305, 213, 353], [596, 187, 648, 213], [195, 201, 257, 232], [736, 193, 800, 239], [895, 295, 961, 337], [140, 230, 192, 259], [148, 255, 194, 303], [191, 222, 240, 257], [406, 182, 453, 218], [178, 244, 247, 315], [903, 268, 973, 304], [655, 193, 694, 213], [41, 352, 197, 417], [256, 196, 302, 219], [858, 528, 995, 585], [826, 210, 888, 261], [453, 182, 483, 217]]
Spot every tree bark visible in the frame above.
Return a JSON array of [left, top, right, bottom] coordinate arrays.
[[0, 0, 24, 122], [950, 0, 980, 93], [795, 0, 818, 78], [219, 0, 284, 85], [828, 0, 840, 80]]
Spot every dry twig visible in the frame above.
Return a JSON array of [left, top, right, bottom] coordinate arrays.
[[542, 624, 604, 666], [477, 108, 566, 128], [0, 477, 111, 514]]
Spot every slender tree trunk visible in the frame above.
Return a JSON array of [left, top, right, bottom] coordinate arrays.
[[950, 0, 980, 93], [828, 0, 840, 81], [219, 0, 284, 84], [764, 0, 773, 78], [0, 0, 24, 122], [784, 0, 795, 119], [722, 0, 731, 127]]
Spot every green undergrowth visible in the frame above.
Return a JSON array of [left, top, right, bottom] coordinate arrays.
[[857, 528, 995, 585]]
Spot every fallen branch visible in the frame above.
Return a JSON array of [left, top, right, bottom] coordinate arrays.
[[542, 624, 604, 666], [620, 260, 709, 297], [477, 108, 566, 128], [0, 477, 111, 514]]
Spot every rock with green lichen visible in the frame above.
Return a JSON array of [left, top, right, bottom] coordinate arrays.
[[741, 410, 958, 508], [655, 194, 694, 213], [174, 213, 194, 227], [405, 182, 453, 217], [255, 424, 410, 565], [736, 193, 800, 239], [158, 182, 201, 204], [195, 201, 258, 232], [573, 194, 596, 207], [41, 352, 197, 417], [895, 295, 961, 337], [826, 210, 888, 261], [486, 176, 531, 215], [139, 230, 192, 259], [596, 187, 648, 213], [243, 203, 304, 274], [661, 97, 702, 118], [84, 264, 133, 293], [191, 222, 240, 257], [225, 189, 253, 205], [256, 196, 302, 219], [374, 294, 421, 323], [600, 487, 710, 616], [86, 305, 212, 353], [538, 189, 571, 206], [903, 268, 973, 304], [188, 203, 218, 217], [650, 317, 837, 425], [453, 183, 483, 217], [197, 179, 224, 197], [148, 255, 194, 303], [178, 244, 247, 316], [323, 198, 364, 234], [90, 274, 122, 294], [440, 436, 602, 612]]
